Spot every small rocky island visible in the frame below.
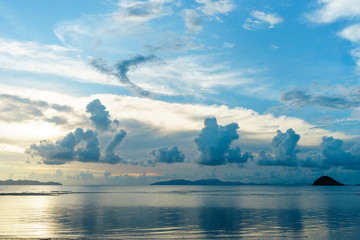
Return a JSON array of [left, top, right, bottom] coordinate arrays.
[[312, 176, 344, 186], [0, 180, 62, 185]]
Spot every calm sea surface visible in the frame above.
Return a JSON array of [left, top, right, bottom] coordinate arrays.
[[0, 185, 359, 239]]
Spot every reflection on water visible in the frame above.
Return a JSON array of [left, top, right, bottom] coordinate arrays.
[[0, 185, 360, 239]]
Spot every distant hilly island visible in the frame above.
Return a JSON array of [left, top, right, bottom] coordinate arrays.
[[151, 179, 310, 186], [0, 180, 62, 185], [151, 176, 350, 186]]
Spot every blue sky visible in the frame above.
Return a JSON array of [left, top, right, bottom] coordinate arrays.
[[2, 0, 360, 184]]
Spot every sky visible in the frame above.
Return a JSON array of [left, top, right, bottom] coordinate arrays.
[[2, 0, 360, 185]]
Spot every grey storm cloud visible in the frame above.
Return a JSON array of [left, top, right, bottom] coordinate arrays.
[[194, 117, 252, 166], [257, 129, 300, 167], [280, 89, 360, 110], [150, 146, 185, 164], [86, 99, 113, 131], [0, 94, 72, 123], [91, 55, 158, 97], [27, 100, 127, 165]]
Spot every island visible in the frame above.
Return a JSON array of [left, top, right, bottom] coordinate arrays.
[[152, 179, 248, 186], [312, 176, 344, 186], [0, 180, 62, 185]]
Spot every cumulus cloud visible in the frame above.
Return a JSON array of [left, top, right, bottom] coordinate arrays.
[[194, 117, 251, 166], [27, 100, 127, 165], [226, 146, 253, 164], [257, 129, 300, 167], [104, 130, 127, 164], [243, 10, 283, 30], [86, 99, 112, 131], [279, 88, 360, 110], [256, 128, 360, 170], [91, 55, 158, 97], [150, 146, 185, 164], [27, 128, 99, 165], [299, 136, 359, 169]]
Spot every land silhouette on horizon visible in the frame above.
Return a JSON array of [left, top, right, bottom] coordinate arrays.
[[0, 179, 62, 185], [150, 179, 310, 186], [312, 176, 344, 186]]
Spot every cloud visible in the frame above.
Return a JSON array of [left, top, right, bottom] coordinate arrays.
[[339, 23, 360, 42], [143, 34, 202, 54], [196, 0, 234, 17], [104, 130, 127, 164], [226, 146, 253, 164], [91, 55, 158, 97], [279, 88, 360, 110], [306, 1, 360, 67], [222, 42, 235, 49], [194, 117, 251, 166], [255, 129, 360, 170], [182, 0, 234, 34], [114, 0, 175, 23], [307, 0, 360, 23], [150, 146, 185, 164], [0, 94, 72, 123], [27, 128, 99, 165], [27, 99, 127, 165], [184, 9, 203, 34], [0, 38, 112, 84], [257, 129, 300, 167], [243, 10, 283, 30], [86, 99, 112, 131]]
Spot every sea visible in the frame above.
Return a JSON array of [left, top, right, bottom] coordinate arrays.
[[0, 185, 359, 239]]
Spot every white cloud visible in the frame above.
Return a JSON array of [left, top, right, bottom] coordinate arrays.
[[222, 42, 235, 48], [0, 85, 351, 157], [127, 55, 260, 96], [0, 38, 117, 85], [307, 0, 360, 23], [196, 0, 234, 17], [115, 0, 174, 22], [308, 1, 360, 68], [243, 10, 283, 30], [184, 9, 203, 34], [339, 23, 360, 42]]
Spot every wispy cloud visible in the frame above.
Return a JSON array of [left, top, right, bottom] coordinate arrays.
[[183, 0, 235, 34], [307, 0, 360, 68], [0, 94, 72, 124], [91, 55, 158, 97], [243, 10, 283, 30], [196, 0, 234, 18], [0, 38, 114, 85], [278, 87, 360, 110], [306, 0, 360, 23], [114, 0, 175, 23], [184, 9, 203, 34]]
